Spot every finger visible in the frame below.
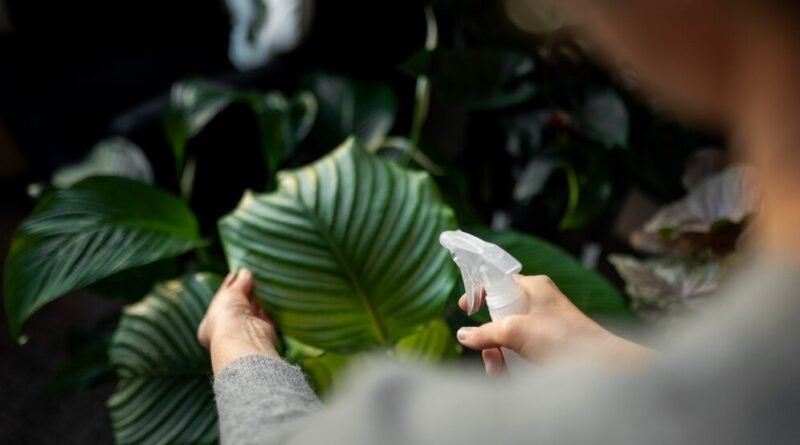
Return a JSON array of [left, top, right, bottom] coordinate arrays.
[[457, 288, 487, 313], [482, 348, 507, 377], [223, 270, 238, 288], [456, 319, 518, 351], [197, 318, 210, 348], [229, 268, 254, 294]]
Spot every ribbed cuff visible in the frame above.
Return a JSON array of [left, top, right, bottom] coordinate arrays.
[[213, 354, 312, 392]]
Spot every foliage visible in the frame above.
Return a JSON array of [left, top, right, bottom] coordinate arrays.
[[52, 138, 153, 188], [3, 176, 204, 339], [466, 229, 627, 323], [611, 165, 756, 323], [1, 1, 719, 443], [107, 273, 219, 445], [163, 78, 318, 188], [219, 139, 457, 351]]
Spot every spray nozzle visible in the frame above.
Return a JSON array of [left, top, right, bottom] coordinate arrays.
[[439, 230, 522, 315]]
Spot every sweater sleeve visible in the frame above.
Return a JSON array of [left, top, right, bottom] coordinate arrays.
[[213, 354, 322, 445]]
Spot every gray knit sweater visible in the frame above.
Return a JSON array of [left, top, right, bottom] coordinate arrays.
[[213, 259, 800, 444]]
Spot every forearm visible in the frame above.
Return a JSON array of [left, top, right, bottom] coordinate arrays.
[[213, 355, 322, 445]]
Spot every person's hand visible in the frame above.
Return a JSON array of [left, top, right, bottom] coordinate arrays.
[[197, 269, 280, 374], [455, 275, 651, 376]]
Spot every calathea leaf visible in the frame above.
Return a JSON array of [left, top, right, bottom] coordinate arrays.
[[219, 138, 458, 352], [107, 273, 220, 445], [3, 176, 204, 338]]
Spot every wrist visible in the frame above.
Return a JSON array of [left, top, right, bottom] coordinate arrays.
[[209, 328, 280, 374], [594, 332, 652, 370]]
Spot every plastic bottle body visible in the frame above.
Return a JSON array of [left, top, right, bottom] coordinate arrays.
[[486, 285, 530, 374]]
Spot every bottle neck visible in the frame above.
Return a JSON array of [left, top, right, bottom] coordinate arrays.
[[484, 277, 524, 310]]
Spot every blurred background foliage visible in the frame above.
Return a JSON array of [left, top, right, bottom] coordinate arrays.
[[0, 0, 755, 443]]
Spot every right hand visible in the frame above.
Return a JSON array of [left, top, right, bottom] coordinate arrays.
[[455, 275, 651, 376]]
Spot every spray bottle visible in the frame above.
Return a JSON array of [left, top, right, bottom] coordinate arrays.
[[440, 230, 531, 374]]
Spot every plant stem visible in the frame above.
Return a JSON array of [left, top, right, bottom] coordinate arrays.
[[403, 4, 438, 166]]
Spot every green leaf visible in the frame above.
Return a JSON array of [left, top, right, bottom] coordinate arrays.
[[52, 137, 153, 187], [394, 318, 461, 363], [301, 352, 351, 395], [3, 177, 204, 338], [163, 79, 235, 168], [292, 318, 460, 395], [307, 73, 396, 149], [402, 49, 537, 109], [251, 91, 318, 180], [577, 89, 629, 148], [219, 138, 458, 352], [476, 229, 629, 316], [108, 273, 219, 445]]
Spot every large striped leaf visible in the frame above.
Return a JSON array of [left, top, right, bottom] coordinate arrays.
[[108, 273, 220, 445], [3, 176, 203, 338], [219, 138, 457, 352]]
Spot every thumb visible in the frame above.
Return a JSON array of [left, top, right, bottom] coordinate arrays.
[[456, 319, 518, 351]]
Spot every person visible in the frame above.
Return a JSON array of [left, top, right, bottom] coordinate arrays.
[[197, 1, 800, 443]]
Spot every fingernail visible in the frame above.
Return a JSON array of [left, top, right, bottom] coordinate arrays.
[[240, 268, 252, 279], [456, 327, 474, 341]]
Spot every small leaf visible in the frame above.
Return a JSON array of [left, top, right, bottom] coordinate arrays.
[[163, 79, 236, 167], [402, 49, 537, 110], [513, 158, 557, 202], [609, 255, 723, 321], [252, 91, 318, 180], [219, 138, 458, 352], [52, 138, 153, 187], [301, 352, 350, 395], [477, 229, 629, 315], [578, 89, 629, 148], [644, 165, 758, 238], [504, 0, 573, 34], [3, 177, 204, 338], [108, 273, 220, 445], [291, 318, 460, 395], [307, 73, 396, 149], [394, 318, 460, 363]]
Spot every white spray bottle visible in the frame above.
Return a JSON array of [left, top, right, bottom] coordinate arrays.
[[440, 230, 530, 374]]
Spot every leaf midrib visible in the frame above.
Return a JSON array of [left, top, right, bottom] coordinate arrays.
[[293, 183, 388, 345]]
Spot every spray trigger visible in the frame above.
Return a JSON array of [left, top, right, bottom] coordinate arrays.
[[457, 260, 483, 316]]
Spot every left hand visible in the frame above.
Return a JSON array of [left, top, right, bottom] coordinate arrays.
[[197, 269, 280, 374]]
